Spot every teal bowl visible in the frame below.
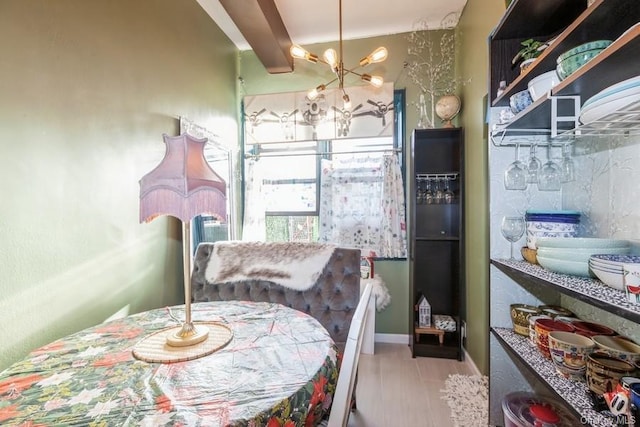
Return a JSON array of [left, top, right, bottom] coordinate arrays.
[[556, 48, 607, 80], [557, 40, 612, 63]]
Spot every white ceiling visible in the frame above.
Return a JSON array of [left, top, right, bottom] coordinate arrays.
[[197, 0, 469, 51]]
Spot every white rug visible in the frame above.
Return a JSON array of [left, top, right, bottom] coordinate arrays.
[[440, 374, 489, 427]]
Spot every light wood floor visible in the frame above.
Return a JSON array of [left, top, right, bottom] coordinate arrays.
[[347, 343, 478, 427]]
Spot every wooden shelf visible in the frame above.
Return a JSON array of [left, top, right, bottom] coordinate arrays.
[[491, 259, 640, 323], [492, 327, 616, 427], [490, 0, 640, 142]]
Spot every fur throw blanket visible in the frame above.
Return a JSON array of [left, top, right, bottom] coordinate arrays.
[[362, 276, 392, 312], [204, 241, 337, 291]]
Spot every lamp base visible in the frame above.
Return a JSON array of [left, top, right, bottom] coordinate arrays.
[[165, 322, 209, 347]]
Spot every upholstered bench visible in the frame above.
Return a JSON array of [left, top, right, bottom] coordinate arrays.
[[191, 241, 361, 348]]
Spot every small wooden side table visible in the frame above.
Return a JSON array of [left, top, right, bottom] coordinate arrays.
[[414, 326, 445, 345]]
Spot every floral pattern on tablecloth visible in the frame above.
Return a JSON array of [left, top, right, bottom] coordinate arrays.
[[0, 301, 338, 426]]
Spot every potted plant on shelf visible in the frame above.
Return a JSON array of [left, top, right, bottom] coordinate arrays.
[[512, 38, 547, 73]]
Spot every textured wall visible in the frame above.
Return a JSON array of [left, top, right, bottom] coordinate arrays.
[[0, 0, 238, 370]]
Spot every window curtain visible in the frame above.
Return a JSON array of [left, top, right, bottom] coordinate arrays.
[[241, 159, 266, 241], [319, 154, 407, 258]]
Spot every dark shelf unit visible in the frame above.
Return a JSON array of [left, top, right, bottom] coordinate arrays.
[[489, 0, 640, 139], [491, 259, 640, 324], [409, 128, 465, 360], [491, 327, 615, 427]]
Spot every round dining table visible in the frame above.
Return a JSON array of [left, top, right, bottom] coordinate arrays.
[[0, 301, 339, 426]]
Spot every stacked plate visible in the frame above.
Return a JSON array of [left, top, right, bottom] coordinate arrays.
[[525, 210, 580, 250], [536, 238, 631, 277], [590, 254, 640, 291], [580, 75, 640, 125]]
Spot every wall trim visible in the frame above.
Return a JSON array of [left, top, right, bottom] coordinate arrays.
[[374, 333, 409, 344]]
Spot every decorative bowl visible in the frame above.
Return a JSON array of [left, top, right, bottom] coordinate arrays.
[[557, 40, 613, 63], [557, 47, 608, 80], [520, 246, 538, 264], [592, 335, 640, 363], [502, 392, 578, 427], [509, 89, 534, 114], [510, 304, 542, 336], [548, 331, 596, 380], [536, 237, 630, 249], [535, 318, 575, 358], [571, 320, 617, 338], [586, 353, 636, 395], [527, 70, 560, 101], [528, 314, 552, 346], [526, 221, 579, 233], [590, 254, 640, 268]]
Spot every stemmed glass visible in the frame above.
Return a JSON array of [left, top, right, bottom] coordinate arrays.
[[443, 177, 455, 204], [504, 142, 527, 190], [501, 216, 525, 260], [526, 143, 542, 184], [434, 178, 444, 203], [560, 144, 575, 183], [424, 179, 433, 204], [416, 179, 424, 204], [538, 144, 562, 191]]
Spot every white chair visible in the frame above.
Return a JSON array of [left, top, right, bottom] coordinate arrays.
[[325, 282, 373, 427]]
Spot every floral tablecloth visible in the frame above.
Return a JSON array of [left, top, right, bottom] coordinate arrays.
[[0, 301, 338, 426]]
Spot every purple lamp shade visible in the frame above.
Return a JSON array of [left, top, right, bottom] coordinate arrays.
[[139, 133, 226, 223]]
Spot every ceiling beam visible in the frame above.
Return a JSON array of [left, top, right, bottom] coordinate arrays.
[[219, 0, 293, 74]]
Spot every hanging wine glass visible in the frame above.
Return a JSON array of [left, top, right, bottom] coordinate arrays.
[[416, 178, 424, 204], [526, 143, 542, 184], [538, 144, 562, 191], [501, 216, 525, 260], [504, 142, 527, 190], [560, 144, 575, 183], [434, 178, 444, 204], [443, 177, 455, 204], [424, 179, 434, 204]]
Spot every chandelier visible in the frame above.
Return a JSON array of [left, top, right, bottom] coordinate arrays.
[[289, 0, 388, 110]]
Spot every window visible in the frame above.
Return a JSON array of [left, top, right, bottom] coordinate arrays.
[[242, 89, 406, 258]]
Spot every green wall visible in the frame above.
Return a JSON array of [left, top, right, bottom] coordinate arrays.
[[0, 0, 238, 370], [457, 0, 506, 373]]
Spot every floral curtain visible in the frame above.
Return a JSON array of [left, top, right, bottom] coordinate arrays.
[[319, 154, 407, 258], [241, 159, 266, 241]]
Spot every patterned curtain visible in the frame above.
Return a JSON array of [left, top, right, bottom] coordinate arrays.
[[319, 154, 407, 258], [241, 159, 266, 241]]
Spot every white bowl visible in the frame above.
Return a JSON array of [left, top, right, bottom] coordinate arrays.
[[536, 237, 630, 249], [528, 70, 560, 101], [590, 265, 624, 291]]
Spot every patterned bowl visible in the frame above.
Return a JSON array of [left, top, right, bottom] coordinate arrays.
[[592, 335, 640, 364], [535, 318, 575, 359], [571, 320, 617, 338], [510, 304, 542, 336], [557, 48, 608, 80], [509, 89, 533, 114], [557, 40, 613, 63], [538, 305, 575, 319], [548, 331, 596, 380], [586, 352, 636, 395]]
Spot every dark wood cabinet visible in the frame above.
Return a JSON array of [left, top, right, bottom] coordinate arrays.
[[409, 128, 465, 360]]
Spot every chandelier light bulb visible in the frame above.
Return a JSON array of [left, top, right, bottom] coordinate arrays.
[[307, 84, 326, 100], [290, 44, 318, 63], [360, 46, 388, 66], [361, 74, 384, 88], [342, 93, 352, 110], [323, 48, 339, 70]]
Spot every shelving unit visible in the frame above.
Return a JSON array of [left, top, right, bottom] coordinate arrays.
[[409, 128, 465, 360], [487, 1, 640, 425], [489, 0, 640, 144]]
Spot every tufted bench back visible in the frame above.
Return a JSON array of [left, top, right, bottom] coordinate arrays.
[[191, 243, 361, 346]]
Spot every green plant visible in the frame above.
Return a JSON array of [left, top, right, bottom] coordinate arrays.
[[511, 38, 546, 66]]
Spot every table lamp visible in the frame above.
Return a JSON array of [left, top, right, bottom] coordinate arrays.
[[139, 133, 226, 347]]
